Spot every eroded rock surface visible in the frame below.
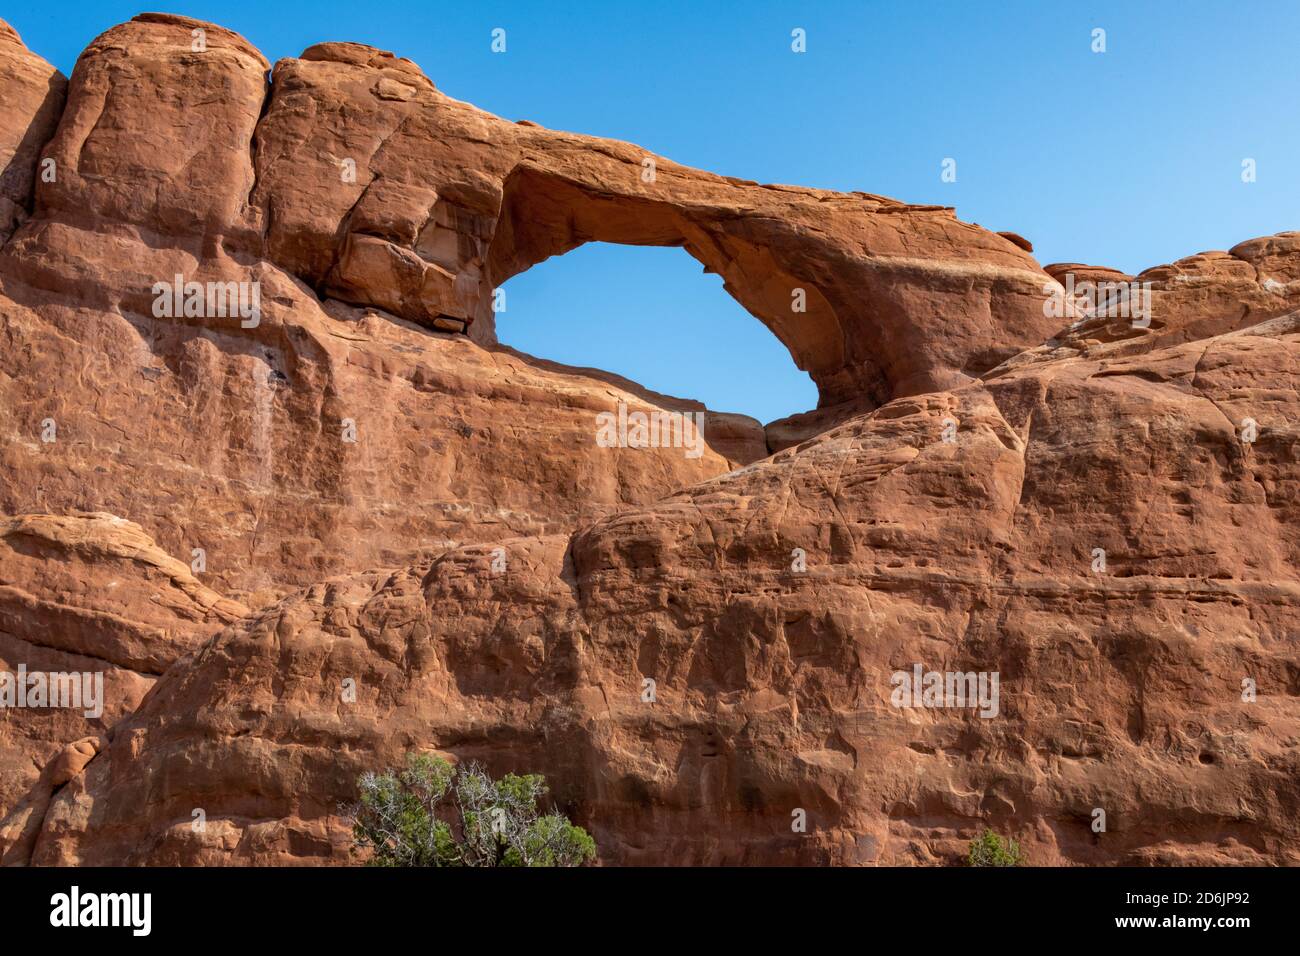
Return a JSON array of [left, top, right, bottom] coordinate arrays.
[[1, 14, 1299, 866], [0, 20, 65, 242], [0, 512, 246, 839]]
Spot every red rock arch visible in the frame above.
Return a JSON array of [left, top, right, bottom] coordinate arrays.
[[13, 14, 1061, 420], [486, 163, 845, 395]]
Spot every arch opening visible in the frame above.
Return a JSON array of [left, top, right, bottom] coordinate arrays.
[[495, 241, 818, 426], [482, 164, 848, 423]]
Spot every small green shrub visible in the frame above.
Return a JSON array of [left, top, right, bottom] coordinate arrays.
[[348, 752, 597, 867], [967, 828, 1025, 866]]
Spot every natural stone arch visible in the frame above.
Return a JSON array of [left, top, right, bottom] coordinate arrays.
[[24, 18, 1058, 421], [232, 39, 1060, 419], [485, 163, 845, 400]]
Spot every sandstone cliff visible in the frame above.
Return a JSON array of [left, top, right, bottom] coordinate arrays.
[[1, 14, 1298, 866]]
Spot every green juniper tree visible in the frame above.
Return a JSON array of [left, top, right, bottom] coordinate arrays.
[[967, 828, 1025, 867], [348, 753, 597, 867]]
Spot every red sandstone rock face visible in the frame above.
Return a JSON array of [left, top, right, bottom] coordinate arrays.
[[2, 14, 1299, 866], [1005, 237, 1300, 374], [0, 512, 246, 850], [0, 20, 65, 243]]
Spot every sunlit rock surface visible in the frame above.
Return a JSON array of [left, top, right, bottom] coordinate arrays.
[[1, 14, 1298, 866]]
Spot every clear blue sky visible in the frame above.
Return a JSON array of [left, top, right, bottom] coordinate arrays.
[[9, 1, 1298, 423]]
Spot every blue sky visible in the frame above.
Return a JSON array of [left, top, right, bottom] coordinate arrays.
[[9, 1, 1298, 423]]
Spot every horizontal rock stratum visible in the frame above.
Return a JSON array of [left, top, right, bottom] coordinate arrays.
[[1, 13, 1299, 866]]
